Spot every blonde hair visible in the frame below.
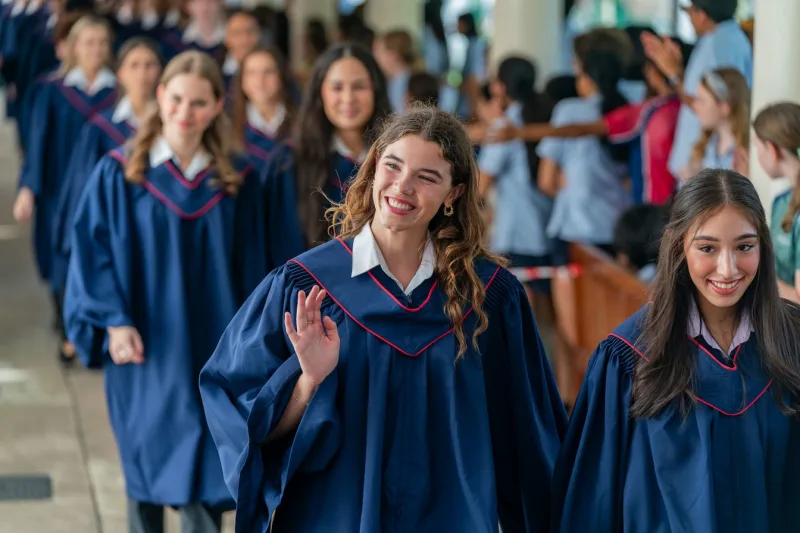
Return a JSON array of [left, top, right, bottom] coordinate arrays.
[[125, 51, 242, 194], [59, 15, 112, 75], [753, 102, 800, 232], [326, 106, 507, 357], [380, 29, 415, 66], [692, 68, 751, 164]]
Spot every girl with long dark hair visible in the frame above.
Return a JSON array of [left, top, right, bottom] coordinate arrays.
[[261, 42, 390, 270], [552, 169, 800, 532]]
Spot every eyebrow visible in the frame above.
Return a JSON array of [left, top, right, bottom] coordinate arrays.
[[692, 233, 758, 242], [385, 154, 444, 180]]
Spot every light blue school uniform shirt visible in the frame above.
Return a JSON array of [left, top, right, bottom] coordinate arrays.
[[669, 19, 752, 176], [536, 94, 630, 245], [478, 102, 553, 257], [388, 69, 411, 113], [701, 133, 735, 170], [423, 26, 448, 78]]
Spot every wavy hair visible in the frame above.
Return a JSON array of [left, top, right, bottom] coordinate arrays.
[[294, 42, 391, 247], [124, 51, 241, 194], [230, 45, 293, 150], [691, 68, 751, 164], [631, 168, 800, 418], [327, 105, 507, 357]]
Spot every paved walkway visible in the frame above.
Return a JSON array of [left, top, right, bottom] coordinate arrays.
[[0, 107, 234, 532]]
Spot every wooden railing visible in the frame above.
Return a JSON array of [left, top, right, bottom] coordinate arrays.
[[552, 244, 649, 407]]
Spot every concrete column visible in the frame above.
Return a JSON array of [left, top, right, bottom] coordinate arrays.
[[286, 0, 339, 71], [489, 0, 565, 85], [749, 0, 800, 216], [364, 0, 423, 42]]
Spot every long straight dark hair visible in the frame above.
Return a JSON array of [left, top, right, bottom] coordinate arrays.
[[631, 168, 800, 418], [293, 42, 390, 247]]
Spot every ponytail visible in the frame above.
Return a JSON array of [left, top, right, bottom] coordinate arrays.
[[582, 49, 629, 163], [783, 168, 800, 233]]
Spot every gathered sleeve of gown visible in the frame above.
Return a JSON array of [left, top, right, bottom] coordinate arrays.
[[199, 266, 342, 533], [550, 334, 635, 532], [63, 155, 135, 368], [481, 274, 569, 532]]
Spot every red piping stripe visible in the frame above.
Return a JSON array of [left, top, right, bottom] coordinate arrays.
[[164, 160, 212, 189], [142, 181, 225, 219], [90, 114, 128, 145], [608, 333, 772, 417], [688, 335, 740, 371], [289, 258, 501, 357], [336, 238, 438, 312]]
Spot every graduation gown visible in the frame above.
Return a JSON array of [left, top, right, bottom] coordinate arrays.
[[19, 75, 116, 285], [261, 144, 360, 270], [243, 123, 280, 168], [199, 238, 568, 533], [551, 307, 800, 533], [159, 28, 225, 66], [63, 149, 267, 507], [53, 108, 136, 270]]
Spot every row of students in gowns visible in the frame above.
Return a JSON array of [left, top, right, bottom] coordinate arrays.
[[51, 49, 800, 532], [64, 51, 266, 533]]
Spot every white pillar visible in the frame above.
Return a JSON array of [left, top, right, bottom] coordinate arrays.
[[489, 0, 564, 85], [286, 0, 339, 71], [364, 0, 423, 43], [749, 0, 800, 216]]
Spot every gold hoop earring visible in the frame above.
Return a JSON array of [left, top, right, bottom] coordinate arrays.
[[444, 204, 454, 216]]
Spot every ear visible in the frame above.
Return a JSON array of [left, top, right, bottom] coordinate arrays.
[[446, 183, 466, 206], [720, 101, 732, 117], [214, 97, 225, 117]]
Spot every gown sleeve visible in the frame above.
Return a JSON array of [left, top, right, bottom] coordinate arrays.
[[18, 81, 52, 195], [550, 335, 635, 532], [482, 273, 569, 532], [199, 269, 342, 533], [63, 156, 135, 368]]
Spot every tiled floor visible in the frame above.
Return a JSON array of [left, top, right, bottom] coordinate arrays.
[[0, 104, 234, 532]]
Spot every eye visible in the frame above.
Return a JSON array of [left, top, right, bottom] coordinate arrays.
[[419, 174, 436, 183], [385, 162, 400, 171], [698, 245, 715, 253], [738, 243, 756, 252]]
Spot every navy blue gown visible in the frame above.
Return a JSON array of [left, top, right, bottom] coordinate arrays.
[[64, 149, 267, 508], [200, 238, 568, 533], [159, 28, 225, 66], [551, 307, 800, 532], [261, 144, 360, 270], [53, 107, 136, 269], [243, 123, 280, 168], [19, 75, 116, 286]]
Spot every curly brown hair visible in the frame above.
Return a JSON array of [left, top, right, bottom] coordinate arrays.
[[326, 105, 506, 357], [124, 51, 241, 195]]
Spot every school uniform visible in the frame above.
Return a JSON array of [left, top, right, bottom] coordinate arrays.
[[63, 139, 266, 533], [387, 68, 411, 113], [455, 35, 487, 118], [20, 66, 116, 292], [669, 19, 752, 176], [536, 94, 630, 259], [221, 54, 238, 90], [199, 224, 568, 532], [53, 96, 144, 270], [551, 301, 800, 532], [109, 6, 177, 53], [160, 22, 226, 66], [261, 136, 364, 270], [605, 95, 681, 205], [243, 102, 285, 167], [478, 101, 553, 292], [701, 133, 735, 170], [422, 25, 448, 78], [771, 190, 800, 286]]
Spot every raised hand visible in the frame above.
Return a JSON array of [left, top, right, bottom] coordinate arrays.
[[284, 286, 340, 385]]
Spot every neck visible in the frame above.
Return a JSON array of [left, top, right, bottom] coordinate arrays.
[[128, 93, 151, 119], [336, 129, 366, 158], [654, 81, 673, 97], [253, 99, 279, 121], [81, 65, 100, 83], [195, 19, 218, 36], [715, 121, 736, 153], [781, 158, 800, 185], [696, 295, 738, 351], [370, 219, 427, 287], [166, 135, 203, 169]]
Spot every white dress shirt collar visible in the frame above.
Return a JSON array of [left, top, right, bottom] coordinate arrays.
[[332, 134, 368, 164], [351, 223, 436, 297], [111, 96, 154, 128], [247, 103, 286, 137], [182, 22, 226, 47], [222, 55, 239, 76], [63, 67, 117, 96], [149, 136, 211, 181], [687, 295, 754, 357]]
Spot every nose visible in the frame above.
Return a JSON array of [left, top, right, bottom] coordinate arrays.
[[393, 168, 414, 194], [717, 249, 739, 279]]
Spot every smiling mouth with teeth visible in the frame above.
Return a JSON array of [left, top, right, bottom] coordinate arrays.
[[709, 279, 741, 290], [386, 198, 414, 211]]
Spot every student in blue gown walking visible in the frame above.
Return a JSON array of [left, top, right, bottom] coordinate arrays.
[[221, 9, 261, 87], [161, 0, 226, 65], [108, 0, 180, 54], [229, 45, 292, 168], [200, 106, 568, 533], [12, 14, 116, 364], [54, 36, 162, 322], [261, 42, 390, 270], [63, 51, 267, 533], [551, 169, 800, 532]]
